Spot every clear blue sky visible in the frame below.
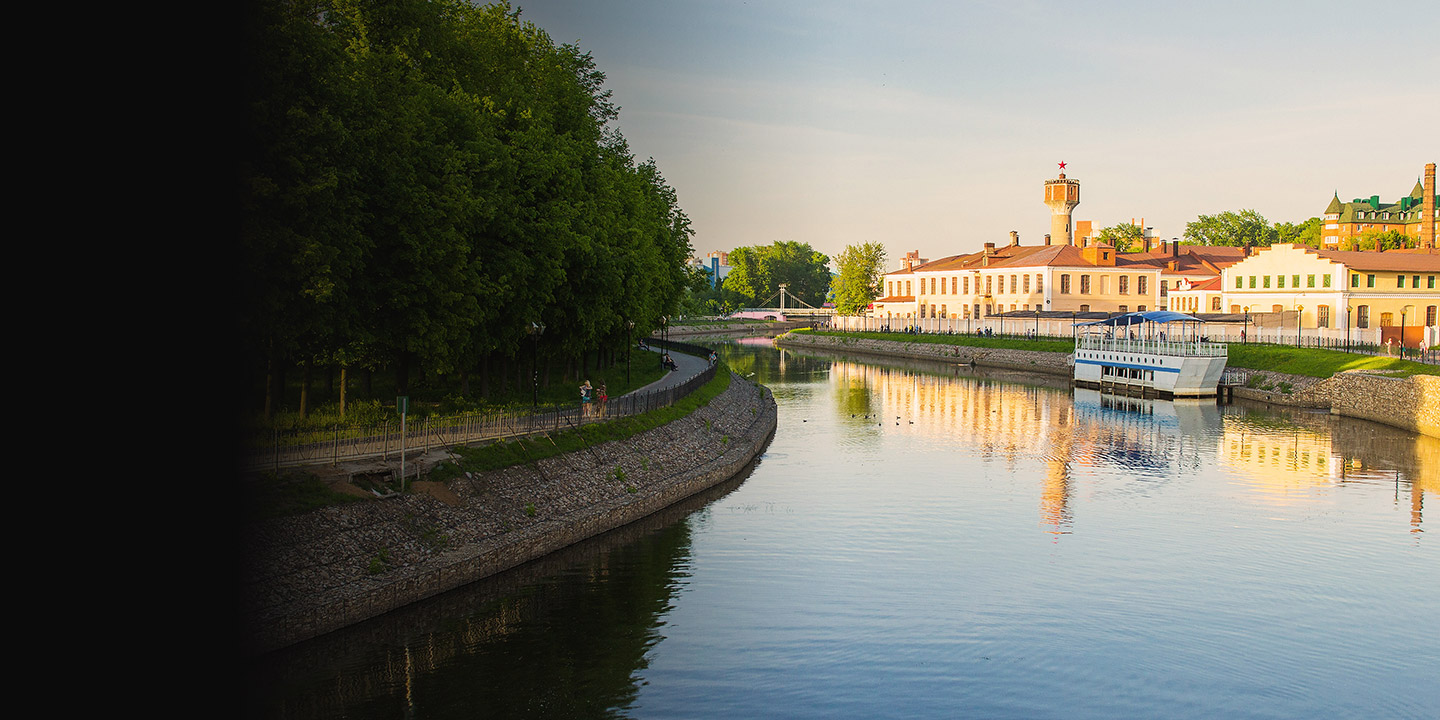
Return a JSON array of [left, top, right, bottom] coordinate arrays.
[[515, 0, 1440, 267]]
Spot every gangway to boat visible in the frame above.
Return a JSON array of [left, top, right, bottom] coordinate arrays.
[[1072, 311, 1229, 398]]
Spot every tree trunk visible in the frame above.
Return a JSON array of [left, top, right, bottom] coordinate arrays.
[[339, 366, 348, 419]]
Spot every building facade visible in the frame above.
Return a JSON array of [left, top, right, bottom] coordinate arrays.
[[1321, 162, 1437, 249]]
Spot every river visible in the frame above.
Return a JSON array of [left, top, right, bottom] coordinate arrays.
[[247, 337, 1438, 719]]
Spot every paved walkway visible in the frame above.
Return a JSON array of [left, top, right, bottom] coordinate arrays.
[[626, 346, 712, 396]]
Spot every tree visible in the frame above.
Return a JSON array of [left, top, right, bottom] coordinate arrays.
[[722, 241, 832, 308], [1183, 209, 1278, 247], [1096, 223, 1144, 253], [1274, 217, 1323, 248], [831, 242, 888, 315], [1343, 229, 1410, 251]]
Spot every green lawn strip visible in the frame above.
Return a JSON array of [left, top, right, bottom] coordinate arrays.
[[428, 364, 734, 479], [248, 470, 366, 521], [1226, 344, 1439, 378], [794, 328, 1075, 353], [257, 360, 670, 443]]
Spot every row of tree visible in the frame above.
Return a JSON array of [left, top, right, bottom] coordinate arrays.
[[240, 1, 692, 416]]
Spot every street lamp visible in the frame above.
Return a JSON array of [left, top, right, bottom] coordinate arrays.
[[527, 321, 545, 410], [1401, 305, 1414, 360], [1296, 305, 1303, 347], [626, 319, 635, 385], [1243, 306, 1250, 344], [659, 316, 667, 366]]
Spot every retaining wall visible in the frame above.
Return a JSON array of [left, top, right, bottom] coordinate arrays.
[[775, 331, 1072, 376], [243, 374, 778, 655]]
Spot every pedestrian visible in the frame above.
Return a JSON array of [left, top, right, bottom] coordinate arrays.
[[598, 382, 608, 416], [580, 380, 592, 416]]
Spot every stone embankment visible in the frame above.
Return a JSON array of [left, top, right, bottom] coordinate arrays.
[[777, 331, 1440, 439], [662, 320, 810, 338], [776, 331, 1072, 376], [242, 373, 777, 655]]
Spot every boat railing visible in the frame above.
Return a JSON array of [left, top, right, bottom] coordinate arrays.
[[1076, 334, 1228, 358]]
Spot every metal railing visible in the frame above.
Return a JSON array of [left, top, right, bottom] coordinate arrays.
[[243, 352, 719, 472], [1075, 335, 1228, 357]]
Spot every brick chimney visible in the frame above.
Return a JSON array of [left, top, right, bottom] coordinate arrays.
[[1423, 162, 1436, 249], [1044, 233, 1052, 246], [1009, 230, 1020, 246]]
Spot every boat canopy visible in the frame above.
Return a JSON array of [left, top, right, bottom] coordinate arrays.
[[1077, 311, 1203, 327]]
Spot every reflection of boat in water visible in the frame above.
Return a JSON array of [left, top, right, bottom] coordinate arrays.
[[1072, 311, 1228, 398]]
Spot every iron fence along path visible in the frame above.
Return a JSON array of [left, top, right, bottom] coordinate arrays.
[[245, 343, 718, 472]]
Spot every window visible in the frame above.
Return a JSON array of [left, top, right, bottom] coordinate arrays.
[[1138, 276, 1148, 295], [1263, 276, 1271, 289], [905, 281, 911, 296], [963, 276, 970, 294], [1428, 306, 1437, 325], [1414, 275, 1421, 289], [1161, 280, 1169, 295], [1357, 305, 1369, 328], [1119, 276, 1129, 295], [1081, 275, 1091, 294], [1036, 274, 1044, 293], [920, 304, 926, 318], [1250, 276, 1257, 289], [1293, 275, 1300, 287], [1398, 275, 1406, 288], [1010, 275, 1017, 294], [1023, 275, 1031, 293], [1430, 276, 1437, 289], [1235, 276, 1243, 289], [941, 304, 946, 317], [1278, 275, 1286, 289], [1119, 305, 1128, 313], [986, 276, 992, 295], [1212, 297, 1222, 311], [1231, 305, 1240, 313], [1352, 274, 1360, 288], [1272, 305, 1283, 313], [1061, 274, 1071, 294], [974, 304, 981, 318], [1318, 305, 1330, 328], [1380, 312, 1393, 327], [963, 305, 970, 318], [932, 305, 937, 317], [1307, 274, 1315, 288], [1138, 305, 1146, 311], [1367, 274, 1376, 288], [1324, 275, 1332, 288]]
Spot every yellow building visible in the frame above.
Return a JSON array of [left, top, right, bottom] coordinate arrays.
[[1321, 162, 1438, 249], [1220, 243, 1440, 332]]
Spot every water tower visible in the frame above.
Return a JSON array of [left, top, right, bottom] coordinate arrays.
[[1044, 163, 1081, 246]]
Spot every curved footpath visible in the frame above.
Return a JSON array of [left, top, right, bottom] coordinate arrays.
[[776, 331, 1440, 439], [243, 369, 777, 656]]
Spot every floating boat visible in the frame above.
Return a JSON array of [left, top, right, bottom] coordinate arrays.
[[1071, 311, 1228, 398]]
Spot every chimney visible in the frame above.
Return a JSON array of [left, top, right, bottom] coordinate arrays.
[[984, 242, 995, 255], [1423, 163, 1436, 249], [1172, 241, 1180, 259], [1009, 230, 1020, 246], [1044, 233, 1052, 246], [1142, 238, 1152, 253]]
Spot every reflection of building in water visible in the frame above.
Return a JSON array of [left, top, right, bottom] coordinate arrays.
[[1220, 412, 1440, 532]]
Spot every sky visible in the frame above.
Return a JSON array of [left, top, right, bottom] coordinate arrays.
[[514, 0, 1440, 268]]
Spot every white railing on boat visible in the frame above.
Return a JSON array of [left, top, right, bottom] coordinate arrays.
[[1075, 335, 1228, 358]]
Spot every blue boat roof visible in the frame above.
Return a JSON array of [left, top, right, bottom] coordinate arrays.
[[1077, 311, 1203, 327]]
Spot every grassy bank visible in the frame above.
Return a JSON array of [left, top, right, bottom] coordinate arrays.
[[428, 365, 735, 479], [794, 328, 1075, 353], [795, 328, 1438, 378]]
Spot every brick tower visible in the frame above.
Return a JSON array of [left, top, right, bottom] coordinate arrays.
[[1423, 162, 1436, 249], [1044, 165, 1081, 246]]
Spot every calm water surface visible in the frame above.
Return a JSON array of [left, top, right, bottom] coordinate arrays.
[[249, 338, 1438, 719]]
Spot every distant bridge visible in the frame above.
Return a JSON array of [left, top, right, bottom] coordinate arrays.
[[725, 284, 836, 321]]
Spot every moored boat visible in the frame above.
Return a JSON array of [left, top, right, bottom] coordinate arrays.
[[1072, 311, 1228, 398]]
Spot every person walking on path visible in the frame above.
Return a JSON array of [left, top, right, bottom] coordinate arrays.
[[597, 382, 608, 416], [580, 380, 593, 417]]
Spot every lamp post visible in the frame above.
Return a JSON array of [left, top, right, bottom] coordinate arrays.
[[659, 316, 667, 366], [1296, 305, 1303, 347], [1243, 306, 1250, 344], [528, 321, 545, 410], [1401, 305, 1413, 360], [626, 320, 635, 385]]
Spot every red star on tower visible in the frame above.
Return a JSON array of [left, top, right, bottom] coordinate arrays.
[[1058, 161, 1067, 171]]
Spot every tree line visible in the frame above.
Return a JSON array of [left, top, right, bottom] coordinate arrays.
[[240, 1, 692, 417]]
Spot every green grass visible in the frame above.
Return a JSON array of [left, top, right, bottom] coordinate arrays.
[[794, 328, 1075, 353], [248, 470, 366, 521], [1226, 344, 1440, 378], [427, 364, 734, 478]]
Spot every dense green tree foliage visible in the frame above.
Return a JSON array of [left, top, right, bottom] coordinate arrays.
[[1096, 223, 1143, 252], [241, 0, 692, 416], [1183, 209, 1278, 247], [1274, 217, 1323, 248], [1343, 229, 1411, 251], [721, 241, 832, 308], [830, 242, 888, 315]]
